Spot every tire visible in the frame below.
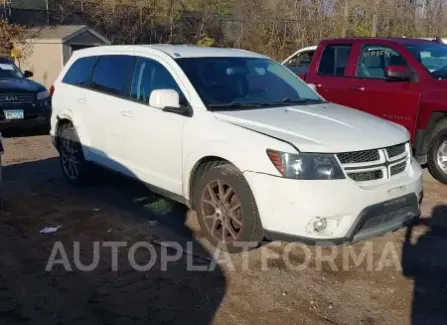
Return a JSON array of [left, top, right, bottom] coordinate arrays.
[[194, 163, 264, 254], [427, 119, 447, 184], [57, 123, 91, 186]]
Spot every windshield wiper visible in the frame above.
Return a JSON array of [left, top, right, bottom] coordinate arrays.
[[207, 102, 265, 111], [278, 97, 325, 105]]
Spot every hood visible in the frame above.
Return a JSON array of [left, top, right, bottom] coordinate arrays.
[[213, 103, 410, 153], [0, 78, 46, 93]]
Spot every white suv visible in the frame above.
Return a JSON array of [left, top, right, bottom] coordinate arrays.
[[50, 45, 423, 252]]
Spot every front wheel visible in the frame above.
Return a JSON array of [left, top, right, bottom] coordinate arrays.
[[194, 164, 264, 253], [427, 120, 447, 184]]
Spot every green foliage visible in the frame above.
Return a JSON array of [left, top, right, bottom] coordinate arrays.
[[197, 34, 215, 47]]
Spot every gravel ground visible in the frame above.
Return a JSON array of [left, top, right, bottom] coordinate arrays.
[[0, 134, 446, 325]]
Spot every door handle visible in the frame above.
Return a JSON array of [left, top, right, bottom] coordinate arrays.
[[348, 87, 365, 91], [120, 110, 134, 117]]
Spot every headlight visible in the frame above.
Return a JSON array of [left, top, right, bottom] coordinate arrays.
[[37, 90, 50, 100], [266, 149, 345, 180]]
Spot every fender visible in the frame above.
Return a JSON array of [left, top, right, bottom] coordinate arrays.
[[182, 139, 290, 201], [414, 90, 447, 159], [55, 109, 93, 158]]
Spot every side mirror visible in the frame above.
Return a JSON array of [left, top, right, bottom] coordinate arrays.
[[385, 65, 411, 81], [24, 70, 33, 78], [149, 89, 189, 115]]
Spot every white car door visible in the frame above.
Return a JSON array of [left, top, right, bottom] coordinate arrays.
[[84, 54, 137, 172], [119, 56, 190, 196]]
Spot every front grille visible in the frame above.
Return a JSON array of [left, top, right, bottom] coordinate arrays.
[[0, 93, 35, 104], [348, 170, 383, 182], [390, 161, 407, 176], [337, 149, 380, 164], [338, 142, 410, 183], [386, 143, 406, 158]]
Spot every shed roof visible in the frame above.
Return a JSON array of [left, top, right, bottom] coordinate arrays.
[[26, 25, 111, 45]]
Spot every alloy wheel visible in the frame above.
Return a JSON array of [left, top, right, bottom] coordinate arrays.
[[200, 180, 244, 243]]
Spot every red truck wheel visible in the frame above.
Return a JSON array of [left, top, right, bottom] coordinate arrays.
[[427, 120, 447, 185]]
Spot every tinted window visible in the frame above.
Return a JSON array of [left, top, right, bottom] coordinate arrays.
[[406, 43, 447, 78], [130, 58, 187, 106], [318, 45, 352, 76], [357, 45, 408, 79], [62, 56, 98, 86], [90, 55, 136, 96]]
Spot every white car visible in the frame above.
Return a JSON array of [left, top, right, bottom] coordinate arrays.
[[282, 45, 317, 76], [49, 44, 423, 253]]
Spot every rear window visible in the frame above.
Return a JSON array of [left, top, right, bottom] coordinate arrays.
[[318, 44, 352, 76], [62, 56, 98, 86], [89, 55, 136, 97]]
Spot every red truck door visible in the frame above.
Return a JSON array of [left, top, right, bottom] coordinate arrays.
[[344, 42, 421, 139], [305, 42, 357, 106]]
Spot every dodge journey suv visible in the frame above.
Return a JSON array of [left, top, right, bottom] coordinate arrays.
[[50, 45, 423, 252]]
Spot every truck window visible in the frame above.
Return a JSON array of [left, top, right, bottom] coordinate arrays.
[[317, 44, 352, 76], [357, 45, 408, 79]]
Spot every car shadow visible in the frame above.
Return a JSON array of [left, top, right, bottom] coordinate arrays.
[[402, 205, 447, 325], [0, 146, 225, 324]]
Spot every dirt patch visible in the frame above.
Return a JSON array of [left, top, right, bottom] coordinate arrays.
[[0, 135, 446, 325]]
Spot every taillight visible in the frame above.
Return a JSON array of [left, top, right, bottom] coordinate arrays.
[[50, 84, 55, 97]]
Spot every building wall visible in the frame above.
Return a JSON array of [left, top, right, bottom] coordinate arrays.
[[20, 43, 63, 89]]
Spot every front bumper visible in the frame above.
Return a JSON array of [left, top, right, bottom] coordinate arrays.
[[243, 158, 423, 245], [0, 105, 51, 130]]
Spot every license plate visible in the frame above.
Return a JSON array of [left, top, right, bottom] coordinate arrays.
[[4, 109, 24, 120]]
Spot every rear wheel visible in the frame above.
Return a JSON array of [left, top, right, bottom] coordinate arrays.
[[57, 123, 91, 186], [427, 119, 447, 184], [194, 164, 264, 253]]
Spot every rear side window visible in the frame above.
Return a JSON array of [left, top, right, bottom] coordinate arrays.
[[62, 56, 98, 86], [90, 55, 137, 97], [318, 44, 352, 76]]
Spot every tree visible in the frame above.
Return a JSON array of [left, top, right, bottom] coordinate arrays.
[[0, 20, 29, 59]]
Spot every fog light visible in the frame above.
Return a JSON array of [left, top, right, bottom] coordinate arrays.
[[313, 218, 328, 232]]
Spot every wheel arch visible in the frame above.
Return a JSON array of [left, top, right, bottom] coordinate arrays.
[[417, 111, 447, 156], [187, 156, 239, 210]]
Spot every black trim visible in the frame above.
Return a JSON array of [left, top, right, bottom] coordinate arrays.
[[264, 193, 420, 246], [88, 161, 191, 207], [414, 129, 426, 156]]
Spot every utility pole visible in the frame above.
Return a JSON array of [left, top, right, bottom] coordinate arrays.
[[46, 0, 49, 24], [341, 0, 349, 37]]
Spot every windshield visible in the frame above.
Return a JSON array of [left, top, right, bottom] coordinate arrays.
[[405, 43, 447, 78], [175, 57, 324, 110], [0, 61, 24, 79]]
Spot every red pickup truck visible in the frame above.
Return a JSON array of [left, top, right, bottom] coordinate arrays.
[[283, 37, 447, 184]]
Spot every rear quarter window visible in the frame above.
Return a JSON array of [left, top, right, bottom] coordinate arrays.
[[89, 55, 137, 97], [62, 56, 98, 86]]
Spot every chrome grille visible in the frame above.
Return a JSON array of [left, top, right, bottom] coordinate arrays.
[[0, 93, 35, 104], [338, 142, 410, 183], [390, 161, 407, 176], [348, 170, 383, 182], [386, 143, 406, 158], [337, 150, 380, 164]]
